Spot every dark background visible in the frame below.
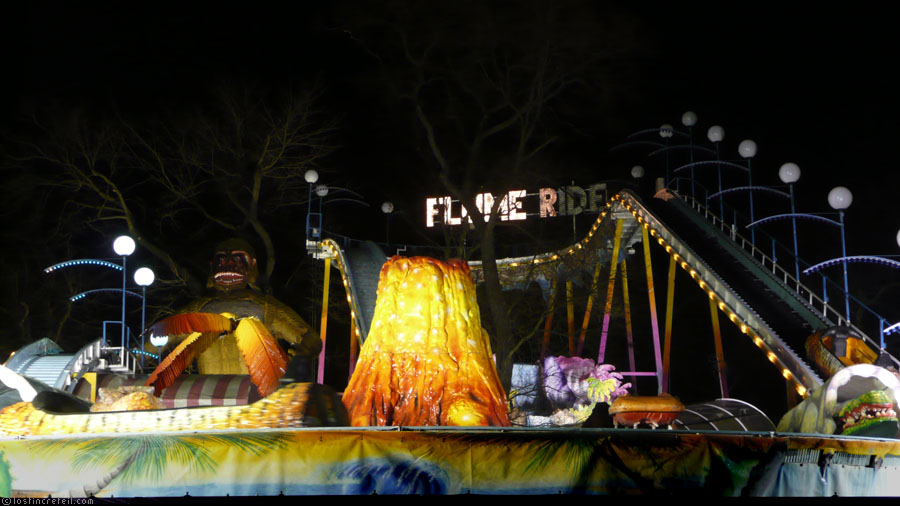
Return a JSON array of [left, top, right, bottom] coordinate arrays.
[[1, 2, 898, 417]]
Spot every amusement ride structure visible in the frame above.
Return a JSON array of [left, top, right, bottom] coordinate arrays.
[[1, 111, 899, 497]]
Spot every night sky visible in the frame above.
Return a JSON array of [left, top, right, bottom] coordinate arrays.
[[2, 2, 898, 413]]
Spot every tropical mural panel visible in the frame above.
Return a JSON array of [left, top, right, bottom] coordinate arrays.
[[4, 430, 900, 496]]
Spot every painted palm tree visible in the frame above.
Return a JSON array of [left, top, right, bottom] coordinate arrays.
[[145, 312, 288, 397], [29, 433, 288, 497]]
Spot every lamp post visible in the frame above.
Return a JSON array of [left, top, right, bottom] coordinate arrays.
[[660, 123, 674, 191], [682, 111, 698, 198], [738, 140, 757, 244], [382, 201, 394, 252], [779, 163, 802, 281], [134, 267, 155, 367], [827, 186, 853, 322], [112, 235, 135, 348], [305, 170, 321, 240], [707, 125, 725, 217]]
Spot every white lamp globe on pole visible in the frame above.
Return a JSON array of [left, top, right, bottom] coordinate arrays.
[[631, 165, 645, 179], [134, 267, 155, 365], [707, 125, 724, 143], [134, 267, 155, 287], [681, 111, 697, 127], [113, 236, 136, 256], [738, 140, 757, 159], [738, 141, 758, 242], [659, 124, 674, 138], [828, 186, 853, 322], [113, 235, 135, 348], [304, 170, 319, 184], [778, 163, 801, 184], [779, 163, 802, 280], [828, 186, 853, 210]]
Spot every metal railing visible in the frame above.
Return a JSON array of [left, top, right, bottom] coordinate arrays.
[[680, 193, 899, 369]]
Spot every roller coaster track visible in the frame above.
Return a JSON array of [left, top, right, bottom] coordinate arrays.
[[309, 189, 896, 396]]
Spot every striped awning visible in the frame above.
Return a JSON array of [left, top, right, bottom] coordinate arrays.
[[74, 374, 261, 409]]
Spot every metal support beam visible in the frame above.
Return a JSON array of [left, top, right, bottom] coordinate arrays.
[[316, 258, 331, 385], [709, 297, 729, 398], [622, 259, 636, 373], [663, 255, 676, 393], [642, 225, 664, 394], [597, 219, 624, 363]]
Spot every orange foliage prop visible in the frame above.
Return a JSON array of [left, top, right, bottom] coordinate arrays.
[[145, 313, 288, 397], [146, 331, 220, 396], [234, 317, 288, 397], [342, 256, 510, 427]]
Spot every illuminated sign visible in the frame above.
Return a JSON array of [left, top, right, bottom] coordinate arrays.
[[426, 184, 606, 227]]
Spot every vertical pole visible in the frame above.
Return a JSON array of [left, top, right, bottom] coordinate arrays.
[[566, 281, 575, 355], [709, 297, 729, 398], [748, 160, 756, 245], [540, 278, 558, 360], [121, 256, 127, 348], [622, 260, 636, 373], [306, 184, 313, 239], [716, 144, 724, 219], [790, 183, 800, 282], [317, 258, 331, 384], [595, 219, 624, 363], [642, 226, 663, 394], [839, 211, 851, 322], [140, 286, 147, 368], [663, 255, 677, 393], [689, 126, 695, 198]]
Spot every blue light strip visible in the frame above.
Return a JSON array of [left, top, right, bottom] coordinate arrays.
[[130, 348, 159, 360], [70, 288, 144, 302], [803, 255, 900, 276], [673, 160, 750, 174], [708, 186, 791, 201], [44, 259, 123, 273], [649, 144, 717, 157], [886, 322, 900, 336], [747, 213, 843, 229]]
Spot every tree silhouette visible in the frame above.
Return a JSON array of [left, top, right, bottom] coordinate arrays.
[[3, 83, 336, 354], [337, 0, 641, 387]]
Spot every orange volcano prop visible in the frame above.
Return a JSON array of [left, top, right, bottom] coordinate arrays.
[[343, 256, 510, 427]]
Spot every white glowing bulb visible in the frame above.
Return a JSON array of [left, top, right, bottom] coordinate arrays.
[[828, 186, 853, 210], [315, 184, 329, 197], [659, 124, 674, 138], [707, 125, 724, 143], [631, 165, 645, 178], [681, 111, 697, 127], [134, 267, 155, 287], [778, 163, 801, 184], [304, 170, 319, 183], [382, 201, 394, 214], [149, 333, 169, 347], [738, 139, 757, 158], [113, 235, 135, 256]]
